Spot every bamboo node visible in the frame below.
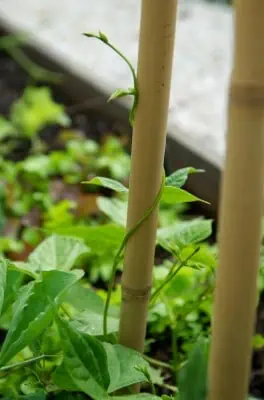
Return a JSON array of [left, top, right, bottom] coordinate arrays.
[[230, 82, 264, 106], [121, 284, 152, 302]]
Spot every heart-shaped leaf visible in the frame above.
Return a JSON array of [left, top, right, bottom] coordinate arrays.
[[55, 316, 109, 400], [104, 343, 148, 393]]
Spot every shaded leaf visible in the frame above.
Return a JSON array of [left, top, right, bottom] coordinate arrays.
[[165, 167, 204, 188], [0, 270, 82, 366], [157, 219, 212, 251], [111, 395, 161, 399], [71, 310, 119, 337], [55, 317, 109, 399], [52, 362, 79, 391], [161, 187, 208, 205], [104, 343, 148, 393], [97, 196, 127, 226], [83, 176, 128, 193], [2, 269, 23, 315]]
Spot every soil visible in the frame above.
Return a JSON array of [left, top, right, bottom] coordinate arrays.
[[0, 41, 264, 399]]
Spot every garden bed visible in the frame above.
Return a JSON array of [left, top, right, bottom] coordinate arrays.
[[0, 31, 263, 400]]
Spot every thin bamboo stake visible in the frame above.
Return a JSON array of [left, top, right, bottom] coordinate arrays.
[[119, 0, 178, 357], [208, 1, 264, 399]]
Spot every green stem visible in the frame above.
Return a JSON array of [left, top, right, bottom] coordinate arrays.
[[150, 247, 200, 304], [0, 354, 56, 373], [103, 170, 166, 340], [143, 354, 176, 372], [83, 32, 138, 125]]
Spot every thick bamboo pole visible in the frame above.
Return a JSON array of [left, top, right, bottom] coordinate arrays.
[[119, 0, 177, 356], [208, 1, 264, 399]]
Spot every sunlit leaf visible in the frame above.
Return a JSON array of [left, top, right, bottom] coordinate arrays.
[[97, 196, 127, 226], [0, 258, 7, 316], [83, 176, 128, 193], [161, 186, 209, 205]]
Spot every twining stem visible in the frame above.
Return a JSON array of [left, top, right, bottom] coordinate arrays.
[[83, 32, 138, 125], [150, 247, 200, 304], [103, 170, 166, 339]]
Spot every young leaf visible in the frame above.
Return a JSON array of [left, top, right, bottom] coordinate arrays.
[[55, 316, 109, 399], [104, 343, 148, 393], [165, 167, 204, 188], [108, 88, 135, 103], [0, 258, 7, 317], [0, 270, 81, 366], [53, 224, 125, 253], [178, 337, 209, 400], [161, 187, 209, 205], [27, 235, 90, 272], [83, 176, 128, 193], [97, 196, 127, 226]]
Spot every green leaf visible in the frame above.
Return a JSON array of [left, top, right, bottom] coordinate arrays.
[[178, 338, 209, 400], [108, 88, 135, 102], [10, 86, 70, 138], [161, 186, 209, 205], [27, 235, 90, 272], [157, 219, 212, 251], [62, 282, 104, 314], [0, 116, 16, 139], [52, 362, 79, 391], [21, 392, 47, 400], [0, 259, 7, 317], [104, 343, 148, 393], [53, 224, 125, 253], [0, 270, 81, 366], [55, 316, 109, 399], [165, 167, 204, 188], [71, 310, 119, 337], [83, 176, 128, 193], [99, 31, 109, 43], [97, 196, 127, 226]]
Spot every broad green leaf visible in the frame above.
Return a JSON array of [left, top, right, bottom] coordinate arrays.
[[83, 176, 128, 193], [104, 343, 148, 393], [52, 362, 79, 391], [165, 167, 204, 188], [62, 282, 104, 314], [8, 260, 38, 279], [97, 196, 127, 226], [178, 338, 209, 400], [0, 270, 82, 366], [55, 316, 109, 399], [71, 310, 119, 336], [53, 224, 125, 253], [157, 219, 212, 251], [0, 259, 7, 317], [161, 187, 208, 205]]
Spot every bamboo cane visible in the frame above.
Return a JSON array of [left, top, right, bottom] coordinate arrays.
[[119, 0, 178, 359], [208, 1, 264, 399]]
